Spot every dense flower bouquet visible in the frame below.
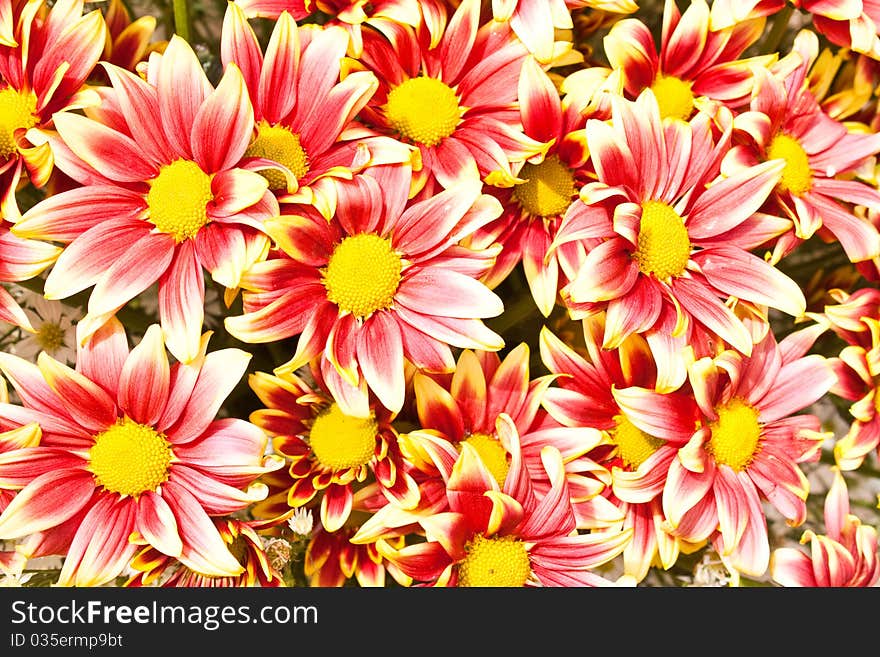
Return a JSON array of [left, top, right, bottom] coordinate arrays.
[[0, 0, 877, 588]]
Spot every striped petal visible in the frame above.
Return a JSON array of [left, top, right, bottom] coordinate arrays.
[[192, 63, 255, 172], [158, 241, 205, 364], [135, 491, 183, 557], [358, 311, 405, 414], [0, 468, 95, 540], [37, 352, 117, 432], [117, 324, 170, 427]]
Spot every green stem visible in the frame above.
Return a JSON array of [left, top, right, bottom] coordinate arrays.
[[762, 5, 795, 55], [172, 0, 191, 42]]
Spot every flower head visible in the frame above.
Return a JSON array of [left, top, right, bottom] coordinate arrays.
[[770, 466, 879, 587], [357, 415, 634, 587], [13, 35, 280, 363], [0, 0, 106, 217], [225, 165, 506, 414], [553, 89, 806, 387], [352, 0, 546, 190], [0, 319, 283, 586]]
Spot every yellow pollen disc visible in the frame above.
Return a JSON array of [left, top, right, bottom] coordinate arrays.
[[147, 159, 214, 242], [513, 155, 576, 218], [766, 133, 813, 196], [635, 200, 691, 280], [35, 322, 65, 352], [458, 534, 531, 587], [324, 234, 402, 318], [0, 87, 37, 159], [384, 76, 462, 147], [461, 432, 510, 486], [707, 397, 762, 471], [308, 403, 378, 470], [244, 121, 309, 190], [650, 74, 695, 121], [611, 414, 665, 470], [89, 418, 173, 497]]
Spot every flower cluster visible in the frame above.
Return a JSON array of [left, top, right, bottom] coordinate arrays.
[[0, 0, 877, 588]]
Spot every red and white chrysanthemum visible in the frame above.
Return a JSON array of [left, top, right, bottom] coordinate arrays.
[[401, 343, 619, 530], [248, 361, 419, 533], [553, 89, 805, 389], [817, 287, 880, 470], [361, 414, 634, 587], [224, 164, 506, 415], [770, 466, 879, 586], [221, 3, 414, 219], [723, 30, 880, 264], [0, 319, 284, 586], [629, 325, 836, 577], [125, 516, 288, 587], [540, 314, 702, 582], [711, 0, 880, 60], [604, 0, 771, 120], [0, 0, 105, 218], [305, 522, 411, 587], [352, 0, 545, 191], [468, 57, 612, 316], [12, 35, 280, 363]]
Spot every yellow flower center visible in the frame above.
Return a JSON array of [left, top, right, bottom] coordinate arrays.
[[244, 121, 309, 190], [323, 234, 402, 318], [461, 432, 509, 486], [384, 76, 462, 147], [89, 418, 173, 497], [706, 398, 762, 471], [0, 87, 37, 159], [513, 155, 576, 218], [766, 133, 812, 196], [308, 403, 377, 470], [35, 322, 65, 352], [458, 534, 531, 587], [650, 74, 695, 121], [634, 200, 691, 280], [611, 414, 665, 470], [147, 159, 214, 242], [0, 87, 37, 160]]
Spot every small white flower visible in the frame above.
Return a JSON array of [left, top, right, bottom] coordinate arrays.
[[13, 293, 81, 364], [686, 551, 740, 587], [288, 507, 314, 538]]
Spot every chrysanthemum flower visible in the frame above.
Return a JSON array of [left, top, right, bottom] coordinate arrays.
[[722, 30, 880, 264], [221, 3, 414, 219], [0, 0, 105, 218], [633, 325, 836, 577], [224, 165, 506, 415], [539, 314, 702, 582], [306, 523, 411, 587], [467, 57, 610, 316], [711, 0, 880, 60], [365, 414, 634, 586], [351, 0, 546, 191], [401, 343, 619, 530], [492, 0, 637, 65], [770, 466, 879, 586], [250, 470, 411, 587], [125, 516, 288, 587], [0, 221, 59, 331], [0, 319, 283, 586], [553, 89, 805, 384], [603, 0, 771, 120], [12, 35, 279, 363], [817, 288, 880, 470], [247, 362, 419, 533]]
